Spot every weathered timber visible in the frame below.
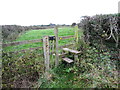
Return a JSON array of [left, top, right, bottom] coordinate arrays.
[[3, 35, 74, 48], [5, 43, 74, 55], [62, 57, 73, 63], [54, 26, 59, 67], [62, 48, 81, 54], [0, 26, 2, 89], [4, 46, 43, 54], [59, 35, 74, 40], [43, 36, 50, 79], [3, 39, 43, 48]]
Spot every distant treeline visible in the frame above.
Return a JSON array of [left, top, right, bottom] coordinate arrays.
[[2, 24, 69, 42], [2, 25, 28, 42]]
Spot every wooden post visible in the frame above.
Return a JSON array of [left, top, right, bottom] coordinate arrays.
[[0, 26, 2, 89], [54, 26, 59, 67], [73, 25, 79, 50], [118, 49, 120, 60], [43, 36, 50, 79], [74, 54, 79, 66], [74, 25, 79, 44]]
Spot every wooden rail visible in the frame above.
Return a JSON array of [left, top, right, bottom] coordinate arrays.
[[4, 43, 74, 54], [4, 47, 43, 54], [3, 39, 43, 48], [59, 35, 74, 40], [3, 35, 74, 48]]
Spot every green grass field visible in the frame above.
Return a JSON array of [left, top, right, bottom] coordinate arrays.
[[3, 27, 76, 52]]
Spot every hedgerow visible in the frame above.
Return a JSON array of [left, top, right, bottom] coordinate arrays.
[[78, 14, 120, 48]]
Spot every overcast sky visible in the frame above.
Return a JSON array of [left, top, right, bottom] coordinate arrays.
[[0, 0, 119, 26]]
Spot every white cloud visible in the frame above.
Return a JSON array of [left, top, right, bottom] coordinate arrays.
[[0, 0, 119, 26]]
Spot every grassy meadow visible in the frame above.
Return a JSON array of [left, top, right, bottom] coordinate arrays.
[[3, 27, 76, 52]]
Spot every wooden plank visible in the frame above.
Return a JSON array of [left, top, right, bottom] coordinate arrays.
[[62, 57, 73, 63], [43, 36, 50, 79], [59, 35, 74, 40], [5, 43, 74, 54], [3, 39, 43, 48], [3, 36, 74, 48], [62, 48, 81, 54], [4, 46, 43, 54], [54, 26, 59, 67]]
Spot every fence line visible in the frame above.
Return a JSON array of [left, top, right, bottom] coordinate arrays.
[[3, 43, 74, 55], [3, 39, 43, 48], [3, 35, 74, 48]]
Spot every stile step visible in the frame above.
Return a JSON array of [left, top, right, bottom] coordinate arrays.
[[62, 57, 73, 63], [62, 48, 81, 54]]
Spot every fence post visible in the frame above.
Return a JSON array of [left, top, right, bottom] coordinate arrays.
[[74, 25, 79, 45], [73, 25, 79, 50], [118, 49, 120, 60], [0, 26, 2, 89], [54, 26, 59, 67], [43, 36, 50, 79]]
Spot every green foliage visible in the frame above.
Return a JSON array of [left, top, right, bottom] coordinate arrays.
[[40, 64, 75, 88], [78, 46, 118, 88], [39, 44, 118, 88], [2, 50, 44, 88], [79, 14, 120, 48]]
